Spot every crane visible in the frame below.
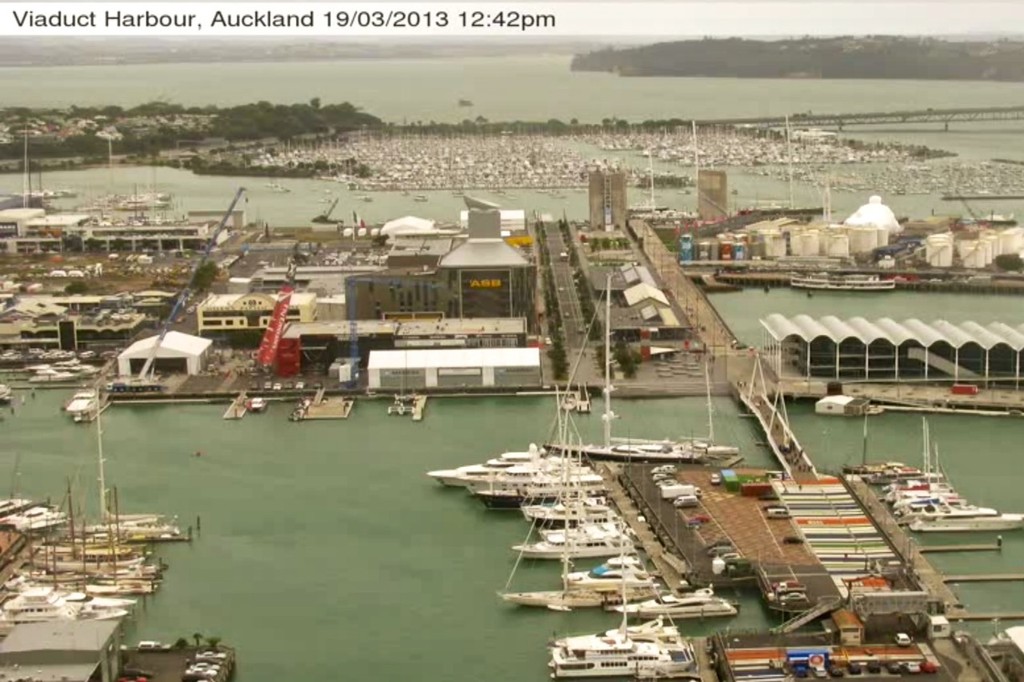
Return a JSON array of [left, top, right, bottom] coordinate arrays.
[[255, 245, 306, 371], [312, 197, 340, 224], [135, 186, 246, 384]]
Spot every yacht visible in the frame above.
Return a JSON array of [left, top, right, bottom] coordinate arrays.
[[475, 478, 608, 510], [546, 438, 737, 464], [414, 195, 429, 202], [549, 617, 683, 647], [0, 586, 130, 628], [245, 397, 268, 413], [790, 273, 896, 291], [0, 498, 36, 517], [909, 512, 1024, 533], [427, 445, 550, 487], [0, 384, 12, 404], [513, 523, 634, 560], [521, 496, 619, 526], [65, 389, 100, 423], [565, 555, 657, 592], [1, 505, 68, 532], [613, 588, 738, 619], [464, 467, 604, 496], [898, 502, 999, 523], [548, 630, 698, 679], [29, 368, 78, 383]]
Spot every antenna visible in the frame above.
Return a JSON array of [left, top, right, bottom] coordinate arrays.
[[22, 129, 29, 209], [691, 121, 699, 215], [602, 273, 614, 449]]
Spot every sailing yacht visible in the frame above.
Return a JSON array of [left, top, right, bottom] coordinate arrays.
[[546, 275, 737, 463], [564, 555, 657, 592], [612, 587, 738, 620], [513, 522, 635, 560], [1, 505, 68, 532]]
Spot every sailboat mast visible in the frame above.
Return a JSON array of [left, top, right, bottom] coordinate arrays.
[[861, 413, 869, 466], [648, 152, 655, 210], [704, 359, 714, 442], [97, 407, 107, 521], [785, 115, 795, 209], [22, 129, 29, 208], [602, 274, 613, 449], [691, 121, 699, 213]]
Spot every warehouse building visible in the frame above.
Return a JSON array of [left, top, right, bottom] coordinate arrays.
[[0, 618, 123, 682], [761, 313, 1024, 387], [117, 331, 212, 376], [367, 347, 541, 390], [196, 292, 318, 339]]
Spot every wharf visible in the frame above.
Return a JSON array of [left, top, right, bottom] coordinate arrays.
[[301, 396, 354, 420], [944, 574, 1024, 583], [845, 476, 963, 612], [779, 378, 1024, 414], [222, 392, 247, 420], [920, 543, 1002, 554], [125, 645, 236, 682], [412, 395, 427, 421], [598, 463, 690, 593]]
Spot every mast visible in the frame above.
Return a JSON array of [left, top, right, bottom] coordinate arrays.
[[97, 405, 107, 522], [22, 129, 29, 208], [823, 174, 833, 224], [648, 152, 655, 211], [691, 121, 699, 215], [861, 413, 869, 466], [704, 358, 715, 443], [785, 115, 794, 209], [602, 274, 614, 449]]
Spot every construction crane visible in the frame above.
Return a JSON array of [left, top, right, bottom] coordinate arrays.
[[134, 186, 246, 385], [255, 245, 306, 371], [312, 197, 340, 224]]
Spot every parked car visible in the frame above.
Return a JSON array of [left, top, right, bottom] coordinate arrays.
[[765, 506, 791, 519], [652, 465, 677, 475], [846, 661, 862, 675], [828, 665, 845, 677], [864, 660, 881, 674], [707, 545, 734, 558], [902, 661, 922, 674], [710, 472, 722, 485], [272, 382, 283, 391], [886, 661, 903, 674], [673, 495, 699, 509], [895, 632, 913, 647], [295, 381, 306, 390], [919, 660, 939, 674], [783, 535, 805, 544]]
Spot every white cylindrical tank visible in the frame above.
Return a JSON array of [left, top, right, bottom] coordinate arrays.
[[342, 227, 354, 237], [847, 227, 877, 255], [711, 557, 726, 576], [926, 234, 953, 268], [981, 232, 1001, 259], [878, 256, 896, 270], [826, 232, 850, 258], [960, 242, 987, 269], [875, 226, 890, 248], [998, 227, 1024, 254], [371, 228, 381, 237], [357, 228, 368, 238], [797, 229, 820, 257], [764, 231, 787, 259]]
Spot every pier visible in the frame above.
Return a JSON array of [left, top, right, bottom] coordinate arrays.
[[300, 395, 354, 420], [222, 392, 247, 420], [412, 395, 428, 421], [920, 543, 1003, 554], [944, 574, 1024, 583], [693, 104, 1024, 129]]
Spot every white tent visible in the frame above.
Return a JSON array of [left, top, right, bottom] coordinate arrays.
[[844, 195, 901, 234], [117, 331, 212, 376], [381, 216, 436, 237]]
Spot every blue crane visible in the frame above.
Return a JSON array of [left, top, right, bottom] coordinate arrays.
[[135, 186, 246, 383]]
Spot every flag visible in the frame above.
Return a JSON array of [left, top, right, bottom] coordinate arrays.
[[352, 210, 358, 224]]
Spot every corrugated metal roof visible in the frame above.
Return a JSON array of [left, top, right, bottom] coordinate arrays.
[[438, 239, 529, 268], [118, 331, 212, 358], [368, 348, 540, 370], [761, 315, 1024, 351], [623, 283, 669, 307]]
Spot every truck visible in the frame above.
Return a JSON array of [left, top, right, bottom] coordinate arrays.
[[659, 483, 696, 500]]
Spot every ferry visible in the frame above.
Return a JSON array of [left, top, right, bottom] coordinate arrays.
[[790, 273, 895, 292]]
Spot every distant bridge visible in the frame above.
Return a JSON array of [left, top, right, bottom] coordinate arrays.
[[695, 105, 1024, 129]]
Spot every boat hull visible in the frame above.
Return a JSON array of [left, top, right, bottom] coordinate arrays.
[[909, 517, 1024, 532], [543, 443, 708, 464], [617, 603, 738, 619]]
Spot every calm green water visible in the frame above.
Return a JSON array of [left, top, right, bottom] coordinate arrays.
[[2, 392, 773, 681]]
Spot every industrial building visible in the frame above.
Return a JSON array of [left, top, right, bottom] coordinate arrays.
[[589, 264, 689, 341], [367, 347, 541, 390], [196, 292, 318, 339], [0, 301, 147, 351], [117, 331, 212, 376], [247, 265, 383, 295], [0, 619, 123, 682], [458, 209, 526, 233], [276, 317, 528, 375], [588, 169, 627, 231], [761, 313, 1024, 386]]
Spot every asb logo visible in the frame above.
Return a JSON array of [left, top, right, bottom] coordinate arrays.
[[469, 279, 503, 289]]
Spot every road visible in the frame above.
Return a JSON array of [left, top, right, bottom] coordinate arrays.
[[544, 225, 586, 349]]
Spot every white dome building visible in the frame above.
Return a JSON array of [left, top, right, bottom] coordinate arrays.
[[843, 195, 901, 234], [380, 216, 436, 238]]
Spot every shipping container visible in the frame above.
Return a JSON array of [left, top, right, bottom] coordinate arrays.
[[719, 241, 734, 261], [740, 482, 773, 497], [950, 384, 978, 395]]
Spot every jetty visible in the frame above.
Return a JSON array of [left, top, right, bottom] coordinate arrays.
[[299, 389, 354, 421], [222, 392, 247, 420]]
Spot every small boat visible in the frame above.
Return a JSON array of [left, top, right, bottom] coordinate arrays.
[[65, 389, 100, 423], [0, 384, 11, 404], [245, 397, 268, 413], [29, 369, 78, 383], [909, 513, 1024, 532], [458, 99, 473, 107], [387, 394, 417, 416], [413, 195, 429, 202]]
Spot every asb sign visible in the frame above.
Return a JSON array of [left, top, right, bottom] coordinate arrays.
[[469, 279, 503, 289]]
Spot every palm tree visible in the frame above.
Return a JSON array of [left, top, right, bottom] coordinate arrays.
[[192, 632, 203, 647]]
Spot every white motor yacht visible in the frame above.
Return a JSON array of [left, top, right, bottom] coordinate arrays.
[[897, 502, 998, 523], [1, 505, 68, 532], [909, 513, 1024, 533], [548, 629, 697, 678], [0, 383, 12, 404], [521, 497, 619, 526], [65, 389, 100, 423], [513, 524, 635, 560], [565, 555, 657, 592], [613, 588, 738, 619], [549, 616, 682, 647], [0, 586, 130, 628], [427, 445, 554, 487], [29, 368, 78, 383]]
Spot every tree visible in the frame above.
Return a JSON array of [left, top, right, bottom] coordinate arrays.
[[205, 636, 222, 649], [173, 638, 189, 649], [613, 341, 639, 379], [309, 97, 321, 110], [193, 262, 219, 292], [65, 281, 88, 295], [192, 632, 203, 647], [594, 343, 607, 373], [994, 253, 1023, 272]]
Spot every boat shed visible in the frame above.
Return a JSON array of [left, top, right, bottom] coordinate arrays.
[[367, 347, 540, 390], [815, 395, 871, 416], [761, 314, 1024, 387], [0, 620, 122, 682], [117, 331, 212, 376]]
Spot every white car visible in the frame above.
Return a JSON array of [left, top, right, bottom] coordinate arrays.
[[272, 382, 283, 391], [895, 632, 913, 647], [295, 381, 306, 390], [710, 473, 722, 485]]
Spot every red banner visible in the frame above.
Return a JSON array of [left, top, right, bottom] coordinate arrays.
[[256, 287, 293, 367]]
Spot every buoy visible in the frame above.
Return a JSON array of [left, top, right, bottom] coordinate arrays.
[[194, 450, 202, 457]]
